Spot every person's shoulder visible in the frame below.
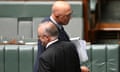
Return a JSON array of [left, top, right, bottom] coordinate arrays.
[[41, 17, 50, 23], [61, 41, 74, 45], [59, 41, 75, 48]]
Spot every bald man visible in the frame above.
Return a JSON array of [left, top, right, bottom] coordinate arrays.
[[51, 1, 72, 25], [38, 21, 81, 72], [34, 1, 89, 72]]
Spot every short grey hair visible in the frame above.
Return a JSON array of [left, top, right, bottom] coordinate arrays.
[[39, 21, 59, 38]]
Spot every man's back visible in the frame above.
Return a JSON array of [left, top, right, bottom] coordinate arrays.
[[39, 41, 80, 72]]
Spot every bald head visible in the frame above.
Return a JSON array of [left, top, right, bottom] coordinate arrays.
[[52, 1, 72, 17]]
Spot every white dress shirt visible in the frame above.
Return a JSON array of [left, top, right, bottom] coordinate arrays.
[[46, 39, 58, 48]]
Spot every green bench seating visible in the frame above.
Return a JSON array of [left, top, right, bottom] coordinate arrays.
[[0, 44, 119, 72], [0, 45, 37, 72], [85, 44, 119, 72]]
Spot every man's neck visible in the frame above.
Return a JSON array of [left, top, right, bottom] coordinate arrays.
[[50, 16, 62, 29]]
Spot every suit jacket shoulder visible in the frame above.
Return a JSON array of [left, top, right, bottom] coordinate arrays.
[[39, 41, 81, 72]]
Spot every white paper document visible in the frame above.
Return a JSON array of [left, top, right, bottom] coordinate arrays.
[[71, 37, 88, 63]]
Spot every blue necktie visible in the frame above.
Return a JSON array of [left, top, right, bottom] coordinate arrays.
[[59, 26, 70, 41]]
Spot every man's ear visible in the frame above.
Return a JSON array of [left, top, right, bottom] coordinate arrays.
[[44, 35, 49, 41]]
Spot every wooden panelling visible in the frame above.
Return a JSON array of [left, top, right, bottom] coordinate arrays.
[[83, 0, 90, 42], [95, 23, 120, 31]]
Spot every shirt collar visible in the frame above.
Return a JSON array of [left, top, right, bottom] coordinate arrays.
[[46, 39, 58, 48], [50, 16, 62, 29]]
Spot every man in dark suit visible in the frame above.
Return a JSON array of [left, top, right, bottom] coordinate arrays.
[[34, 1, 89, 72], [37, 21, 81, 72], [34, 1, 71, 72]]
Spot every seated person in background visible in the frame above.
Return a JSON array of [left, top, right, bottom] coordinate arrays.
[[37, 21, 81, 72]]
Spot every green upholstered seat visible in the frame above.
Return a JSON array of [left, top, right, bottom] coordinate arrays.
[[0, 44, 119, 72], [86, 45, 92, 72], [0, 45, 4, 72], [106, 44, 119, 72], [19, 45, 33, 72], [5, 45, 18, 72], [91, 45, 106, 72]]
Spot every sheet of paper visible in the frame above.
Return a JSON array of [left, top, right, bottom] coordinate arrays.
[[71, 37, 88, 63]]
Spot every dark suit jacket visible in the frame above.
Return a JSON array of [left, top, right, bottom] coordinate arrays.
[[39, 41, 81, 72], [34, 17, 70, 72]]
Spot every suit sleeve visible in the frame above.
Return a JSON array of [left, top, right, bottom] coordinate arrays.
[[38, 57, 51, 72]]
